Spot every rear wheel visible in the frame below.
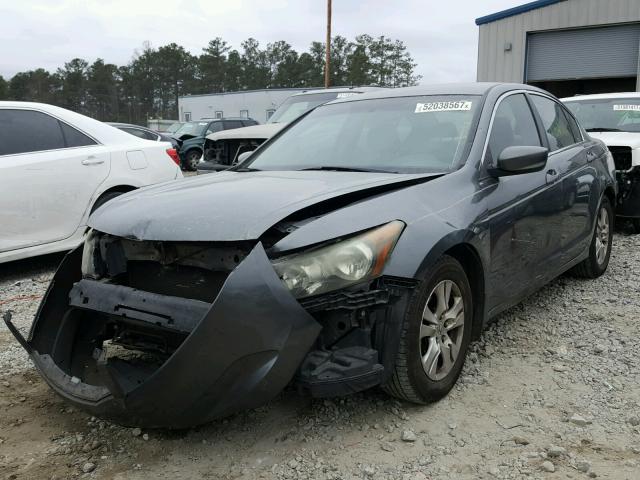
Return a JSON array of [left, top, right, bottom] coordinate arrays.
[[184, 150, 201, 171], [572, 197, 613, 278], [383, 255, 473, 404]]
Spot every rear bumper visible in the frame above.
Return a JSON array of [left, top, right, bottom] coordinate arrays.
[[4, 243, 320, 428]]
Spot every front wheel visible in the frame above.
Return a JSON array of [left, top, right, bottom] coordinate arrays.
[[572, 196, 613, 278], [383, 255, 473, 404]]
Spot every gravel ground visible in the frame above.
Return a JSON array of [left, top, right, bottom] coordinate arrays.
[[1, 233, 639, 480]]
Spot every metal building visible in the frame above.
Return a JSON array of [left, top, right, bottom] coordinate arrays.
[[178, 88, 309, 123], [476, 0, 640, 97]]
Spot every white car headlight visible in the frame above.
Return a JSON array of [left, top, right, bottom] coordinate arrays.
[[271, 221, 405, 298]]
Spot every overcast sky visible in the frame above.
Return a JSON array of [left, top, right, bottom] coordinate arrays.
[[0, 0, 522, 84]]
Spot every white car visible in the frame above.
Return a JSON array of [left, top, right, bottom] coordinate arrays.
[[563, 93, 640, 232], [0, 102, 183, 263]]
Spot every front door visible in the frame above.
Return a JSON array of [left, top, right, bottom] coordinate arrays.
[[479, 93, 566, 312]]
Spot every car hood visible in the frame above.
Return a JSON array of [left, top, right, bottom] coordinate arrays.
[[588, 131, 640, 148], [88, 170, 440, 242], [206, 123, 284, 142]]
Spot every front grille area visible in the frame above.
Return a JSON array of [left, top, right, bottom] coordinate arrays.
[[83, 231, 253, 303], [609, 146, 632, 171]]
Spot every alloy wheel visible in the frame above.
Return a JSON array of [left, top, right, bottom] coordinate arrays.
[[187, 152, 200, 170], [594, 205, 610, 265], [419, 279, 465, 381]]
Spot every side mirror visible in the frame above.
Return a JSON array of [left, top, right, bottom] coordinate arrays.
[[234, 151, 253, 165], [489, 146, 548, 177]]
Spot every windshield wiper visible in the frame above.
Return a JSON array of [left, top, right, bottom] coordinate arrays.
[[234, 167, 262, 172], [300, 166, 398, 173], [586, 127, 622, 132]]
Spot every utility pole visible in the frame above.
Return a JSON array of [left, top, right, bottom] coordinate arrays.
[[324, 0, 332, 88]]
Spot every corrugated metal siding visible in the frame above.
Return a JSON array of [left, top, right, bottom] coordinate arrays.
[[526, 24, 640, 81], [477, 0, 640, 82], [178, 89, 307, 122]]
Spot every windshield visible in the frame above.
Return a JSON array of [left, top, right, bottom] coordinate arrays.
[[267, 91, 358, 124], [173, 121, 208, 137], [565, 97, 640, 132], [245, 95, 481, 174]]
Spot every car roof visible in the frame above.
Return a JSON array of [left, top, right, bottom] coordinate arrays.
[[107, 122, 151, 129], [289, 86, 383, 97], [0, 101, 151, 144], [325, 83, 546, 105], [561, 92, 640, 102]]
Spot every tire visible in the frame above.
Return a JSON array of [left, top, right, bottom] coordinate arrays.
[[631, 218, 640, 234], [184, 149, 201, 171], [90, 191, 124, 215], [383, 255, 473, 404], [572, 196, 613, 278]]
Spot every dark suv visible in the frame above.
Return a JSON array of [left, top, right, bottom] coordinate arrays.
[[172, 118, 258, 171]]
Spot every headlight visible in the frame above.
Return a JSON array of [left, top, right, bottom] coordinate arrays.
[[81, 229, 101, 279], [271, 220, 405, 298]]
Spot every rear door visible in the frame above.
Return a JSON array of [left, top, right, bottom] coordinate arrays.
[[0, 108, 110, 252], [528, 94, 595, 267]]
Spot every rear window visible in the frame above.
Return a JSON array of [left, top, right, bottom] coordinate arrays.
[[530, 95, 578, 151], [61, 122, 97, 147]]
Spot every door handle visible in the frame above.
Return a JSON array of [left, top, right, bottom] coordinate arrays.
[[545, 169, 559, 184], [82, 156, 104, 166]]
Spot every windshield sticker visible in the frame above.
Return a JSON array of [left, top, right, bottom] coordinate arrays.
[[613, 105, 640, 112], [415, 101, 472, 113], [336, 92, 357, 98]]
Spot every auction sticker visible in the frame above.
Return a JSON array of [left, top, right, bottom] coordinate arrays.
[[415, 101, 473, 113], [613, 104, 640, 112]]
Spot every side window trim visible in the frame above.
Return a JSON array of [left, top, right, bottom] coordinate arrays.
[[57, 118, 100, 147], [481, 89, 541, 168], [527, 93, 583, 156], [59, 119, 99, 148], [0, 108, 69, 157], [560, 105, 584, 143], [524, 92, 552, 152]]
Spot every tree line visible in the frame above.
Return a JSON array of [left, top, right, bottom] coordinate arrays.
[[0, 35, 420, 125]]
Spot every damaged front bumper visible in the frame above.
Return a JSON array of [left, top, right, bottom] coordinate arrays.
[[4, 242, 321, 428]]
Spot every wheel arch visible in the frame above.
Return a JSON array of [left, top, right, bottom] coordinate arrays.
[[97, 184, 137, 199], [443, 243, 486, 340], [90, 185, 138, 214], [185, 146, 203, 155], [603, 185, 616, 213]]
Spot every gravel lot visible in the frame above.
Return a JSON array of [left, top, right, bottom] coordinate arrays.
[[1, 233, 639, 480]]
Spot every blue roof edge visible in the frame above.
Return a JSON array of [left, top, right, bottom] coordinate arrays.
[[475, 0, 566, 25]]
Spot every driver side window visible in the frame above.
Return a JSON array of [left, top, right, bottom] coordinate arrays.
[[488, 94, 541, 163]]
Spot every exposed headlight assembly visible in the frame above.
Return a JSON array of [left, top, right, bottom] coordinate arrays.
[[271, 220, 405, 298], [81, 229, 101, 279]]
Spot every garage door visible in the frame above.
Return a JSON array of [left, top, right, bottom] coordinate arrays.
[[526, 24, 640, 82]]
